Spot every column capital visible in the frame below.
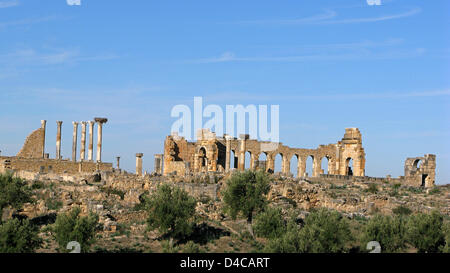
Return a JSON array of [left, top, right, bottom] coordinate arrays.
[[56, 121, 63, 125], [80, 121, 88, 126], [136, 153, 144, 158], [94, 117, 108, 124], [72, 121, 79, 126]]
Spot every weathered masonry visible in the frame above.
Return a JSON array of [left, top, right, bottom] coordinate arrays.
[[161, 128, 436, 187], [1, 119, 112, 175], [163, 128, 366, 177]]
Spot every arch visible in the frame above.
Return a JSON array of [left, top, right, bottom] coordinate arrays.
[[245, 151, 251, 169], [258, 152, 267, 171], [305, 155, 314, 177], [274, 153, 283, 173], [290, 154, 299, 177], [230, 150, 238, 169], [413, 159, 422, 170], [199, 147, 207, 168], [345, 157, 354, 176], [321, 156, 330, 174]]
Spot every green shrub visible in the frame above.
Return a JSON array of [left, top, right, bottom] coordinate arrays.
[[161, 240, 179, 253], [182, 241, 203, 253], [145, 184, 197, 240], [362, 215, 407, 253], [222, 170, 271, 236], [101, 187, 125, 200], [0, 173, 33, 217], [253, 207, 286, 239], [45, 198, 63, 211], [428, 187, 441, 195], [406, 211, 445, 253], [0, 218, 42, 253], [392, 206, 412, 216], [407, 187, 423, 194], [264, 208, 351, 253], [52, 207, 99, 253], [441, 222, 450, 253], [366, 184, 378, 194], [31, 181, 45, 190]]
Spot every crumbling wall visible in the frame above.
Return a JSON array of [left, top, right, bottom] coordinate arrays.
[[16, 127, 45, 158], [163, 128, 367, 178], [404, 154, 436, 188], [0, 156, 112, 175]]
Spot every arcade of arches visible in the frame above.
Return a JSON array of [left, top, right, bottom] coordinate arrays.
[[163, 128, 366, 178]]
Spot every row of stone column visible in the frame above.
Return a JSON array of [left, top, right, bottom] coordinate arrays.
[[55, 118, 107, 162], [134, 153, 164, 176], [224, 134, 250, 172]]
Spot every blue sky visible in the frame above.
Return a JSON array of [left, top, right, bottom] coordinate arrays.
[[0, 0, 449, 183]]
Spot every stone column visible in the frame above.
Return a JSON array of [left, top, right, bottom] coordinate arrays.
[[88, 121, 94, 161], [136, 153, 143, 176], [250, 153, 257, 170], [283, 156, 291, 175], [297, 158, 303, 177], [80, 122, 87, 161], [94, 118, 108, 162], [56, 121, 63, 159], [41, 120, 46, 158], [116, 156, 120, 169], [72, 122, 78, 162], [238, 134, 249, 171], [154, 154, 164, 175], [225, 135, 231, 172]]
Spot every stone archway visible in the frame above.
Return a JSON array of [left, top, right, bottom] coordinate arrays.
[[321, 156, 330, 174], [290, 154, 299, 177], [198, 147, 207, 171], [345, 157, 354, 176], [305, 155, 314, 177]]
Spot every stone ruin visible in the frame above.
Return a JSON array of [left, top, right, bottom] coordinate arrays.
[[160, 128, 436, 188], [0, 119, 113, 175], [163, 128, 366, 177], [0, 121, 437, 188], [404, 154, 436, 188]]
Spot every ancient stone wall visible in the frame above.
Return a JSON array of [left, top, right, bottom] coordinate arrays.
[[102, 171, 220, 200], [16, 127, 45, 158], [404, 154, 436, 187], [0, 156, 112, 175], [162, 128, 366, 178]]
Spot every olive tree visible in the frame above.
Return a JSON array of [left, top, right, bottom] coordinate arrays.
[[222, 170, 271, 236], [145, 184, 197, 240]]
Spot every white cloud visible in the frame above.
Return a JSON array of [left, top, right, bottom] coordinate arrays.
[[0, 0, 19, 8], [187, 45, 425, 64], [234, 7, 420, 26], [0, 47, 119, 66], [0, 16, 61, 29]]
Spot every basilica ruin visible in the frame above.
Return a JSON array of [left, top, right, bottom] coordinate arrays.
[[161, 128, 436, 188], [0, 120, 437, 188]]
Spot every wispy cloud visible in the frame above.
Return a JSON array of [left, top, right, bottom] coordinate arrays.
[[0, 15, 65, 29], [203, 89, 450, 103], [0, 0, 19, 8], [0, 47, 119, 66], [234, 7, 421, 26], [187, 46, 425, 64], [236, 9, 337, 25]]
